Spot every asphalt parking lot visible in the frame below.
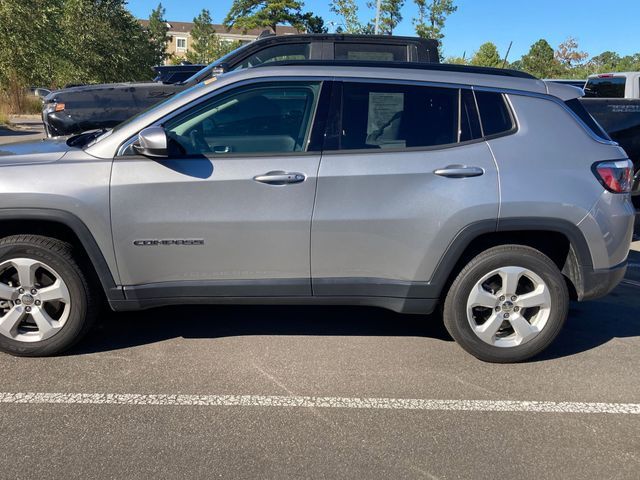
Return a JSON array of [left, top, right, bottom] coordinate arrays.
[[0, 127, 639, 479]]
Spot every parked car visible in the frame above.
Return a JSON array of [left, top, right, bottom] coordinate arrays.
[[1, 61, 634, 361], [580, 72, 640, 207], [152, 63, 206, 84], [41, 34, 440, 137]]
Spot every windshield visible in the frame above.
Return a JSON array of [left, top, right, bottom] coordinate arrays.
[[181, 43, 253, 85]]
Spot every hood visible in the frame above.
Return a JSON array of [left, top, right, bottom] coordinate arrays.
[[44, 82, 184, 103], [0, 138, 73, 166], [47, 81, 157, 98]]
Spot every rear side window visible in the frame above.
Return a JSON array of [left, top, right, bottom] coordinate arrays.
[[584, 77, 626, 98], [564, 98, 611, 141], [334, 43, 407, 62], [333, 82, 485, 151], [474, 91, 514, 136]]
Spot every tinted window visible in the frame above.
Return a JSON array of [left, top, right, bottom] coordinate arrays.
[[334, 43, 407, 62], [460, 89, 482, 142], [564, 99, 611, 141], [474, 91, 514, 136], [584, 77, 626, 98], [164, 82, 320, 155], [232, 43, 310, 70], [336, 82, 463, 150]]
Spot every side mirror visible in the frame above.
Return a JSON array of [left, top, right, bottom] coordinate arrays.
[[135, 126, 168, 158]]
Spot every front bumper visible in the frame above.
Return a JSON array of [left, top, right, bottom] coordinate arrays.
[[580, 261, 627, 301]]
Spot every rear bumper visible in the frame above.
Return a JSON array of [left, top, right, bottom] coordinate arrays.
[[580, 261, 627, 301]]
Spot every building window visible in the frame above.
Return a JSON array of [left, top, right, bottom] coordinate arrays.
[[176, 37, 187, 51]]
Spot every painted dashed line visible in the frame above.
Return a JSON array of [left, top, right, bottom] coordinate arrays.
[[0, 392, 638, 415]]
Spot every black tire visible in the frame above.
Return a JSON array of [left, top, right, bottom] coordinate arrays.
[[0, 235, 97, 357], [443, 245, 569, 363]]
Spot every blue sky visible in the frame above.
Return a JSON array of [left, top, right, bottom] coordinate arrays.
[[127, 0, 640, 60]]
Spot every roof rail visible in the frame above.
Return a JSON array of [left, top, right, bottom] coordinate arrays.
[[254, 60, 537, 80]]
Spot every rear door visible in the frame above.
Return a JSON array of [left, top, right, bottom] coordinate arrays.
[[311, 80, 499, 298]]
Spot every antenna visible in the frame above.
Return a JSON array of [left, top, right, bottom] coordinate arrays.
[[502, 41, 513, 69]]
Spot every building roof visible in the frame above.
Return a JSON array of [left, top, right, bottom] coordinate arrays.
[[138, 19, 299, 36]]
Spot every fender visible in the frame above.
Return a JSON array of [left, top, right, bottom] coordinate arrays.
[[0, 208, 123, 301]]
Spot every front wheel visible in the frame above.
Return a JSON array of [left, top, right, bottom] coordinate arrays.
[[0, 235, 97, 357], [443, 245, 569, 363]]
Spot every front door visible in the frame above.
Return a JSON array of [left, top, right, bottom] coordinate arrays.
[[110, 80, 326, 297]]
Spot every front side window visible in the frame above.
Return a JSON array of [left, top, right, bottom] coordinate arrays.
[[232, 43, 311, 70], [584, 77, 626, 98], [163, 81, 321, 155], [334, 43, 407, 62], [336, 82, 470, 150]]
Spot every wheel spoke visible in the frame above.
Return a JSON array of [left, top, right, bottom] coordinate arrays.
[[517, 285, 551, 309], [38, 280, 70, 303], [30, 308, 57, 340], [468, 284, 498, 308], [11, 258, 40, 289], [499, 267, 522, 295], [474, 312, 504, 343], [509, 314, 538, 344], [0, 307, 26, 337], [0, 282, 17, 300]]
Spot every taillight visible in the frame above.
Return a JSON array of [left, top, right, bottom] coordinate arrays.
[[592, 160, 634, 193]]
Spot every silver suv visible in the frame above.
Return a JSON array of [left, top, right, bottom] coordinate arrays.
[[0, 62, 635, 362]]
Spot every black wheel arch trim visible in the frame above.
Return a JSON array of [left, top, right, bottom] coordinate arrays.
[[0, 208, 123, 300], [426, 217, 594, 299]]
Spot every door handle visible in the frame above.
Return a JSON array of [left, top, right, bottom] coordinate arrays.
[[434, 165, 485, 178], [253, 171, 306, 185]]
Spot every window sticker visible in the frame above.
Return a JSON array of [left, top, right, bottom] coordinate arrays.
[[366, 92, 405, 147]]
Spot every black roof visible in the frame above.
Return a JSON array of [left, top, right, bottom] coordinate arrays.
[[255, 60, 537, 79]]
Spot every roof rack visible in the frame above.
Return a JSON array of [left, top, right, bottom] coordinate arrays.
[[254, 60, 537, 80]]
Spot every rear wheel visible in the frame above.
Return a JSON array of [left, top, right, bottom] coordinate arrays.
[[0, 235, 97, 357], [443, 245, 569, 363]]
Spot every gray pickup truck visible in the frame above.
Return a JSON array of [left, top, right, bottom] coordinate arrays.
[[41, 34, 439, 137], [580, 72, 640, 208]]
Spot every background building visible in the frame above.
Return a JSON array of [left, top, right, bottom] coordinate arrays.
[[139, 20, 298, 63]]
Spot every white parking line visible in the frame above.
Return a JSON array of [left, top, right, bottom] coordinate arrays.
[[0, 392, 638, 415]]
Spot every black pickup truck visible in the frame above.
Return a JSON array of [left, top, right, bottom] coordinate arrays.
[[41, 34, 439, 137], [578, 73, 640, 208]]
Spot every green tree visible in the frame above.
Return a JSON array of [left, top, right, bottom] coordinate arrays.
[[520, 39, 561, 78], [367, 0, 405, 34], [146, 3, 170, 66], [57, 0, 156, 84], [330, 0, 363, 33], [298, 12, 328, 33], [187, 9, 242, 64], [587, 51, 621, 73], [413, 0, 457, 41], [0, 0, 62, 97], [471, 42, 502, 68], [224, 0, 308, 33], [186, 9, 216, 64], [445, 55, 468, 65]]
